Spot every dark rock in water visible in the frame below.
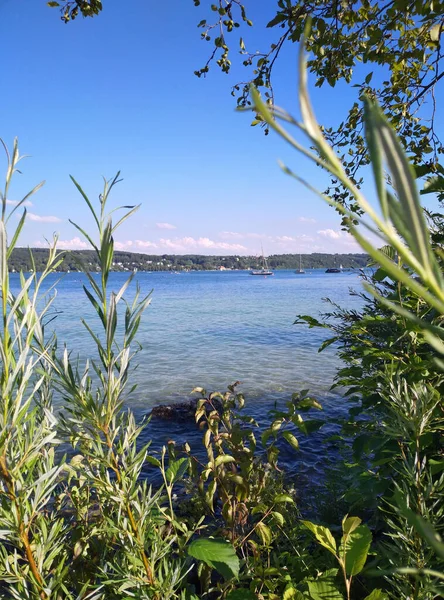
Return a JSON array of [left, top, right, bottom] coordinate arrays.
[[150, 400, 197, 422], [150, 398, 222, 422]]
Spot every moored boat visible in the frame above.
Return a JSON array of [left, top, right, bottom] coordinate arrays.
[[295, 254, 305, 274], [250, 246, 273, 276]]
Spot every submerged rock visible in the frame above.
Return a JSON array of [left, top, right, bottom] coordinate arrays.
[[150, 400, 197, 422], [150, 398, 223, 422]]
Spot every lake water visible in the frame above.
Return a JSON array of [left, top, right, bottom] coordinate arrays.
[[11, 268, 365, 497]]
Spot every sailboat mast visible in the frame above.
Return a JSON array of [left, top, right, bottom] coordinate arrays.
[[261, 244, 268, 270]]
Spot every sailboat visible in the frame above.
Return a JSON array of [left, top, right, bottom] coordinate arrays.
[[295, 254, 305, 274], [250, 246, 273, 276]]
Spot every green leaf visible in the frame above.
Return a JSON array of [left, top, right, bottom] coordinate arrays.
[[296, 397, 323, 411], [166, 457, 189, 483], [365, 100, 434, 278], [283, 585, 305, 599], [271, 511, 285, 526], [215, 454, 236, 467], [282, 431, 299, 450], [0, 222, 7, 285], [340, 523, 372, 576], [192, 386, 206, 395], [188, 538, 239, 580], [302, 521, 337, 556], [363, 590, 388, 600], [274, 493, 294, 504], [145, 456, 161, 468], [395, 489, 444, 560], [267, 12, 287, 28], [307, 570, 343, 600], [256, 522, 272, 545], [6, 209, 27, 258], [430, 24, 441, 42], [342, 515, 362, 535], [421, 174, 444, 195]]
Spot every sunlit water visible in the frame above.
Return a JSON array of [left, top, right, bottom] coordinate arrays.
[[11, 269, 365, 498]]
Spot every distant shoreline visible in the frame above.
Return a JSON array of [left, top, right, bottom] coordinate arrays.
[[8, 248, 369, 273]]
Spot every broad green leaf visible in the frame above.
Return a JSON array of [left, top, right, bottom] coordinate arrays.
[[215, 454, 236, 467], [302, 521, 337, 556], [307, 570, 343, 600], [340, 524, 372, 576], [188, 538, 239, 580], [283, 431, 299, 450], [256, 522, 272, 545], [283, 586, 305, 600], [271, 511, 285, 526], [274, 493, 294, 504], [166, 457, 188, 483], [342, 516, 362, 536], [421, 174, 444, 195], [192, 386, 206, 395]]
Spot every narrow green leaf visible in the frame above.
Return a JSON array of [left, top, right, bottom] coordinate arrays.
[[363, 97, 387, 219], [70, 176, 100, 230], [0, 221, 6, 285]]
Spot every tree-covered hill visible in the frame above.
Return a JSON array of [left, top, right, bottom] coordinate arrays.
[[8, 247, 368, 272]]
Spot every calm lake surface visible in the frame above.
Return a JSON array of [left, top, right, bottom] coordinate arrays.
[[12, 269, 365, 493]]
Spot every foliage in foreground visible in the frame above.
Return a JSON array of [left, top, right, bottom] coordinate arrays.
[[249, 32, 444, 597], [0, 141, 382, 599], [2, 33, 444, 600]]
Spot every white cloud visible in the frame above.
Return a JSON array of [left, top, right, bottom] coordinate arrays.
[[135, 240, 158, 249], [318, 228, 342, 240], [298, 216, 316, 223], [316, 228, 361, 251], [57, 237, 89, 250], [27, 212, 61, 223], [6, 199, 33, 207], [156, 222, 176, 230], [158, 236, 247, 252], [115, 240, 133, 250], [113, 240, 158, 251], [34, 237, 89, 250], [110, 237, 246, 253]]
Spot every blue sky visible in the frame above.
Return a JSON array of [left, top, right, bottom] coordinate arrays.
[[0, 0, 441, 255]]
